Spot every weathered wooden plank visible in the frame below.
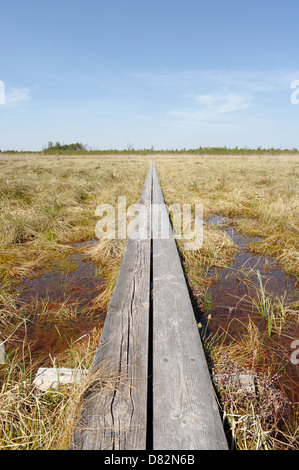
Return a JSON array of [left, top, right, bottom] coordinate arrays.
[[152, 164, 228, 450], [71, 162, 228, 450], [71, 164, 153, 450]]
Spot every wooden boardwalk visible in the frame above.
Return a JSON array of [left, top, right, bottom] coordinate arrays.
[[71, 162, 228, 450]]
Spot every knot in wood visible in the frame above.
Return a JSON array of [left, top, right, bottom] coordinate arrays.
[[114, 401, 128, 414]]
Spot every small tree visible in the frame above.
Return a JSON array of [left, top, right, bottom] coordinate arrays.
[[126, 142, 135, 152]]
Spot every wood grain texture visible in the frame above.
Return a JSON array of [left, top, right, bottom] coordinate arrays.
[[152, 164, 228, 450], [71, 164, 153, 450], [71, 162, 228, 451]]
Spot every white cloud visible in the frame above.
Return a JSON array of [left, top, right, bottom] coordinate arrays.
[[5, 87, 31, 105], [132, 68, 296, 127], [133, 69, 297, 93], [195, 92, 252, 113], [169, 92, 253, 121], [200, 69, 298, 94]]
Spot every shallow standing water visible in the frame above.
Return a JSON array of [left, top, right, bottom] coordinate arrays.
[[18, 241, 101, 306], [7, 240, 105, 367], [207, 215, 296, 323], [205, 214, 299, 402]]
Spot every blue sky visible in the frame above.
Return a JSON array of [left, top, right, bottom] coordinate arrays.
[[1, 0, 299, 151]]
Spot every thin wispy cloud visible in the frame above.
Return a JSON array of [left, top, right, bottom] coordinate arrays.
[[5, 88, 31, 105], [170, 92, 253, 121], [132, 68, 297, 128], [133, 69, 296, 93], [201, 69, 299, 94]]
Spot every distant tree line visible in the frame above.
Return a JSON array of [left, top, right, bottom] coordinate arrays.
[[0, 144, 299, 155], [43, 142, 88, 153], [41, 144, 298, 155]]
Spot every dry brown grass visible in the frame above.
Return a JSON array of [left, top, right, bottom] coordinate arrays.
[[154, 154, 299, 276], [0, 154, 150, 449], [154, 154, 299, 449], [0, 155, 150, 275], [0, 153, 298, 449]]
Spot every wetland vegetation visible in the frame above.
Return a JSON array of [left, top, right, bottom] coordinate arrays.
[[0, 154, 149, 449], [0, 152, 298, 449], [156, 154, 298, 449]]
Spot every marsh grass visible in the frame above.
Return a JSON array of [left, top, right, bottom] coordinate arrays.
[[154, 154, 299, 449], [205, 321, 298, 449], [244, 271, 298, 338], [0, 153, 298, 449], [0, 154, 150, 449], [155, 154, 299, 276], [0, 342, 122, 449], [0, 269, 118, 448], [0, 155, 149, 274]]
